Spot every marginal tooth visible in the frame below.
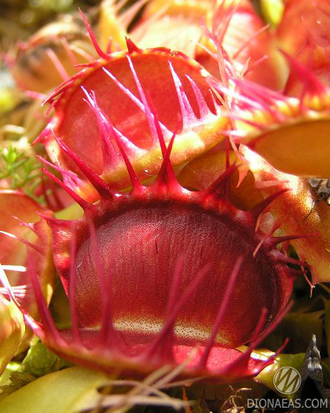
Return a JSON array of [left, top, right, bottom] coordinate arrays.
[[126, 55, 159, 145], [102, 66, 170, 146], [82, 86, 147, 172], [111, 126, 147, 158], [185, 74, 211, 119], [168, 61, 197, 128], [42, 168, 92, 211]]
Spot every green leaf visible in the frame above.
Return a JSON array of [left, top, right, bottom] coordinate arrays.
[[0, 370, 36, 402], [255, 351, 305, 399], [0, 340, 74, 401], [0, 295, 25, 376], [0, 367, 108, 413], [22, 340, 74, 378]]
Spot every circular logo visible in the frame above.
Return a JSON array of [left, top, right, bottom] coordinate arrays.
[[273, 367, 301, 395]]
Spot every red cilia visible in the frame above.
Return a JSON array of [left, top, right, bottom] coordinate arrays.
[[3, 39, 300, 382]]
